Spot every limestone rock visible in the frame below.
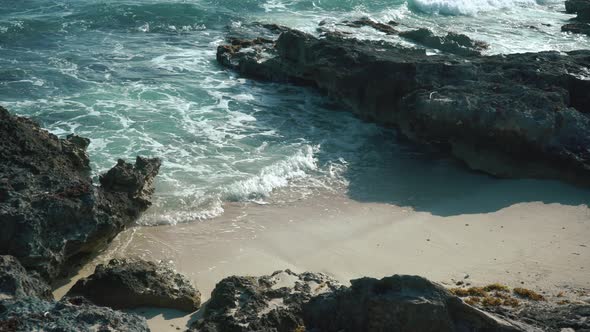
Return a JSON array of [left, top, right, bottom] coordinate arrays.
[[67, 258, 201, 312]]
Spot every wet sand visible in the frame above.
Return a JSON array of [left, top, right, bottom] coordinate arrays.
[[54, 186, 590, 331]]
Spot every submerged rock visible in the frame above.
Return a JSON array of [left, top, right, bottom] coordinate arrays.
[[216, 27, 590, 184], [0, 255, 52, 301], [303, 275, 528, 332], [67, 258, 201, 312], [0, 296, 150, 332], [342, 17, 399, 35], [191, 270, 342, 332], [0, 106, 161, 282]]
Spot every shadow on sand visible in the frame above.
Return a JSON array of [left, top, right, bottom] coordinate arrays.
[[340, 132, 590, 217]]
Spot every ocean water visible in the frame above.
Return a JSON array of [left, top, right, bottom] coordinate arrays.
[[1, 0, 589, 225]]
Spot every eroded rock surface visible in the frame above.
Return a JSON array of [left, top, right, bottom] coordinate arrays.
[[216, 26, 590, 184], [67, 258, 201, 312], [0, 106, 161, 282], [190, 272, 544, 332], [0, 296, 150, 332], [192, 270, 342, 332], [486, 302, 590, 332], [303, 275, 529, 332], [0, 255, 52, 301]]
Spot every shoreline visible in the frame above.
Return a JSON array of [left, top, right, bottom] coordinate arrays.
[[54, 188, 590, 331]]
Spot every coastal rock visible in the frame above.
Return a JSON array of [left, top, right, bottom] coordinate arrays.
[[216, 27, 590, 184], [563, 0, 590, 35], [565, 0, 590, 14], [66, 258, 201, 312], [191, 270, 342, 332], [399, 28, 489, 56], [0, 255, 52, 301], [562, 22, 590, 35], [0, 106, 161, 282], [0, 296, 150, 332], [303, 275, 526, 332], [342, 18, 399, 35]]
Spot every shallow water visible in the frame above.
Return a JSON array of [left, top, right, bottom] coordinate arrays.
[[1, 0, 589, 224]]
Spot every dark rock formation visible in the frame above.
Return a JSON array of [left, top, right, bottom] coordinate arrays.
[[303, 275, 528, 332], [562, 22, 590, 35], [342, 18, 399, 35], [0, 106, 161, 282], [399, 28, 489, 56], [67, 258, 201, 312], [191, 270, 342, 332], [190, 272, 540, 332], [336, 18, 487, 56], [0, 255, 150, 331], [216, 27, 590, 184], [563, 0, 590, 36], [0, 296, 150, 332], [0, 255, 52, 301], [566, 0, 590, 14]]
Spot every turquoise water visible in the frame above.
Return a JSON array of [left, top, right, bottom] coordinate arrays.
[[1, 0, 589, 224]]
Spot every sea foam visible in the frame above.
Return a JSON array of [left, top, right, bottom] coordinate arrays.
[[407, 0, 544, 15]]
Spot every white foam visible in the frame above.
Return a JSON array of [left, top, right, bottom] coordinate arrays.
[[407, 0, 543, 15], [223, 145, 319, 201]]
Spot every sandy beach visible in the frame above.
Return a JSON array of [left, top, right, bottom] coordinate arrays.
[[54, 178, 590, 331]]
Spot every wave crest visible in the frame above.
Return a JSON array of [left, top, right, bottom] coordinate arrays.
[[407, 0, 546, 15]]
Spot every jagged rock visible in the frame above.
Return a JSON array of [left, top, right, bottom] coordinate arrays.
[[191, 270, 342, 332], [303, 275, 529, 332], [0, 296, 150, 332], [399, 28, 489, 56], [66, 258, 201, 312], [0, 255, 52, 301], [0, 106, 162, 282], [562, 22, 590, 35], [216, 27, 590, 185]]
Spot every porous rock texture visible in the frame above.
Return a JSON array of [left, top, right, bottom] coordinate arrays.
[[191, 270, 342, 332], [0, 105, 161, 282], [0, 255, 52, 301], [67, 258, 201, 312], [0, 255, 150, 332]]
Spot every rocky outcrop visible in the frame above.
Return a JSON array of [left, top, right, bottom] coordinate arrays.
[[566, 0, 590, 14], [190, 272, 538, 332], [0, 106, 161, 282], [0, 255, 52, 301], [0, 255, 150, 332], [191, 270, 342, 332], [398, 28, 488, 56], [216, 26, 590, 184], [563, 0, 590, 36], [303, 275, 528, 332], [0, 296, 150, 332], [67, 258, 201, 312]]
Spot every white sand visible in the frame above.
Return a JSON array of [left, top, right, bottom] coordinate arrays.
[[54, 186, 590, 332]]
